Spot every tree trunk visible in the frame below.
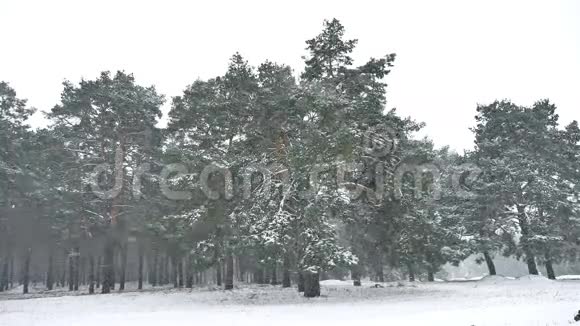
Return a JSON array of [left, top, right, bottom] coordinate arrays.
[[263, 266, 270, 284], [46, 253, 54, 290], [545, 259, 556, 280], [59, 255, 66, 289], [158, 255, 164, 285], [185, 255, 193, 288], [137, 246, 144, 290], [80, 256, 86, 286], [525, 255, 539, 274], [270, 264, 277, 285], [303, 271, 320, 297], [74, 247, 80, 291], [0, 256, 7, 292], [186, 271, 193, 288], [88, 255, 95, 294], [517, 205, 539, 275], [111, 257, 116, 290], [282, 256, 291, 288], [119, 244, 127, 291], [96, 256, 101, 288], [163, 255, 169, 285], [351, 266, 361, 286], [68, 249, 74, 291], [483, 251, 497, 276], [8, 255, 14, 289], [375, 267, 384, 283], [216, 262, 222, 286], [425, 251, 435, 282], [224, 254, 234, 290], [22, 248, 31, 294], [172, 255, 179, 288], [407, 262, 416, 282], [101, 239, 115, 294], [427, 269, 435, 282], [178, 257, 184, 287], [297, 272, 305, 292], [150, 252, 158, 286]]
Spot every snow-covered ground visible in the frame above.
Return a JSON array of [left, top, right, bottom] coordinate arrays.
[[2, 277, 580, 326]]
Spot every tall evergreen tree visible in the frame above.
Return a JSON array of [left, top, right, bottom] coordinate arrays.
[[48, 71, 164, 293]]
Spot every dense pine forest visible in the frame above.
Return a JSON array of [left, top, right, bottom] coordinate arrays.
[[1, 18, 579, 299]]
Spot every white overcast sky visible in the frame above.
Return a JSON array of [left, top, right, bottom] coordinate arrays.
[[1, 0, 579, 151]]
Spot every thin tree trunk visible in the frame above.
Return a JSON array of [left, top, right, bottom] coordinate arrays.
[[303, 271, 320, 297], [545, 259, 556, 280], [78, 256, 84, 286], [172, 255, 179, 288], [178, 257, 184, 287], [22, 248, 31, 294], [0, 256, 7, 292], [81, 256, 86, 286], [282, 256, 291, 288], [101, 239, 114, 294], [74, 247, 80, 291], [68, 249, 74, 291], [375, 267, 385, 282], [351, 266, 361, 286], [270, 264, 277, 285], [238, 258, 243, 284], [119, 244, 127, 291], [137, 246, 144, 290], [216, 262, 222, 286], [263, 266, 270, 284], [8, 254, 14, 289], [425, 250, 436, 282], [374, 249, 385, 282], [163, 255, 169, 285], [46, 252, 54, 290], [224, 254, 234, 290], [407, 262, 416, 282], [427, 269, 435, 282], [147, 256, 152, 285], [185, 255, 193, 288], [151, 252, 158, 286], [88, 255, 95, 294], [60, 254, 66, 289], [483, 251, 497, 275], [157, 256, 161, 286], [96, 256, 101, 288]]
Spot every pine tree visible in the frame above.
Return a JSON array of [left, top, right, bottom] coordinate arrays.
[[48, 71, 164, 293], [471, 100, 579, 276]]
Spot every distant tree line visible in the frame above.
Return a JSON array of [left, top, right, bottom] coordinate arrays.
[[1, 19, 579, 297]]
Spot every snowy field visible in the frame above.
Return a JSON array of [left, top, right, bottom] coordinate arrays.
[[2, 276, 580, 326]]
